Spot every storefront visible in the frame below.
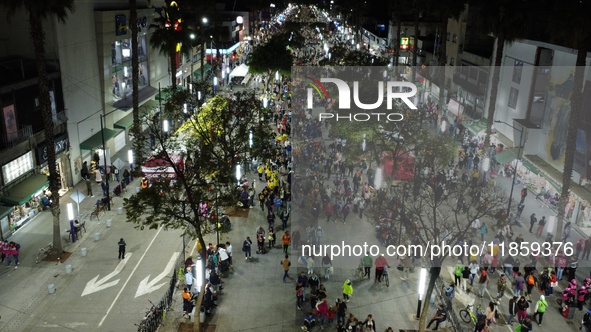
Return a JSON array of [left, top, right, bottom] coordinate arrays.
[[0, 172, 49, 231], [36, 133, 71, 196]]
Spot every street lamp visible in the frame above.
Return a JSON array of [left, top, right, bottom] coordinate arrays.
[[249, 131, 253, 148], [67, 202, 76, 243], [494, 120, 525, 217], [481, 157, 490, 187], [236, 165, 241, 184], [200, 17, 209, 83], [213, 76, 218, 94], [362, 133, 366, 152], [127, 150, 134, 181], [416, 267, 427, 319], [163, 119, 169, 133]]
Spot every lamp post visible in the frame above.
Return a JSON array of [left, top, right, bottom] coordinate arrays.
[[189, 33, 196, 86], [481, 157, 490, 187], [100, 109, 121, 211], [67, 202, 76, 243], [416, 267, 427, 319], [200, 17, 208, 83], [495, 120, 525, 217], [128, 150, 134, 181]]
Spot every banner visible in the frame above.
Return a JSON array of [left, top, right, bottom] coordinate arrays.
[[3, 105, 17, 142]]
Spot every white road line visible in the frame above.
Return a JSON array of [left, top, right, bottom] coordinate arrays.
[[98, 226, 163, 327]]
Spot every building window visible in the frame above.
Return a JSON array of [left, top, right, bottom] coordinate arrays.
[[446, 32, 450, 41], [512, 60, 523, 83], [452, 33, 458, 43], [110, 35, 149, 99], [508, 87, 519, 109], [450, 57, 455, 66]]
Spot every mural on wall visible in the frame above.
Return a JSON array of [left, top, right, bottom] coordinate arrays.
[[542, 70, 574, 168]]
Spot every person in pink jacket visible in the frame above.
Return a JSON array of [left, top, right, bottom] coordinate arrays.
[[6, 241, 19, 269], [374, 254, 390, 283]]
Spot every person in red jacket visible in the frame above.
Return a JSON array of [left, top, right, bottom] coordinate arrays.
[[374, 254, 391, 283], [6, 242, 19, 269]]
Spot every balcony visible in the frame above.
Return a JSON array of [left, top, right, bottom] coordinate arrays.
[[453, 73, 487, 96], [1, 125, 32, 148]]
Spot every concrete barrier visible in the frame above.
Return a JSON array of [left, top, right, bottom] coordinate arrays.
[[106, 219, 112, 227], [117, 207, 123, 215], [48, 284, 56, 294], [94, 232, 100, 241], [66, 265, 73, 273], [81, 248, 87, 256]]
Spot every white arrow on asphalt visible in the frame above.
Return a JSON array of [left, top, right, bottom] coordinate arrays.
[[134, 252, 180, 298], [81, 253, 133, 297]]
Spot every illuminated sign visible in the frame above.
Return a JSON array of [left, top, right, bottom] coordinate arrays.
[[400, 37, 409, 50], [2, 151, 34, 185]]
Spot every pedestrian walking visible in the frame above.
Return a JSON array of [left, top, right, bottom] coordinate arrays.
[[533, 295, 547, 326], [268, 227, 276, 248], [342, 279, 353, 302], [6, 242, 19, 269], [496, 274, 507, 299], [281, 231, 291, 254], [507, 296, 518, 325], [536, 216, 546, 237], [361, 253, 373, 279], [281, 254, 292, 282], [306, 255, 315, 274], [469, 260, 479, 285], [477, 270, 489, 298], [516, 296, 529, 322], [529, 213, 537, 233], [225, 241, 233, 267], [185, 266, 194, 291], [243, 236, 252, 259], [480, 223, 488, 241], [584, 237, 591, 260], [454, 261, 463, 287], [118, 238, 126, 259], [322, 255, 332, 280]]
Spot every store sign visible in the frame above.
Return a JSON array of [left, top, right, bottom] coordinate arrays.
[[2, 151, 34, 185], [36, 134, 69, 164], [116, 14, 127, 36], [400, 37, 409, 50]]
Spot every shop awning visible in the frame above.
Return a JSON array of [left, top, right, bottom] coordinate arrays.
[[493, 148, 518, 165], [79, 128, 123, 150], [0, 174, 49, 206], [464, 119, 487, 136], [113, 86, 158, 111], [193, 64, 212, 79], [113, 113, 134, 129]]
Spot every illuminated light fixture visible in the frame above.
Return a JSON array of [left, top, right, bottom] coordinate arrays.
[[236, 16, 243, 24], [163, 120, 169, 133]]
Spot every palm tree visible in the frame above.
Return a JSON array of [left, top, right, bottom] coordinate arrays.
[[550, 0, 591, 242], [0, 0, 75, 254], [477, 0, 530, 150], [129, 0, 143, 170], [149, 0, 193, 91]]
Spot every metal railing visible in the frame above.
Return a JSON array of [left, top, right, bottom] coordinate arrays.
[[1, 125, 32, 148], [136, 263, 179, 332]]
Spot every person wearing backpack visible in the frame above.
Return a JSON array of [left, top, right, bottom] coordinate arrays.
[[514, 272, 526, 297], [533, 294, 548, 325], [526, 272, 537, 302], [496, 274, 508, 299]]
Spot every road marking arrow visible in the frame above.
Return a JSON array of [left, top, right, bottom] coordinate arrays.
[[134, 252, 180, 298], [81, 253, 133, 297]]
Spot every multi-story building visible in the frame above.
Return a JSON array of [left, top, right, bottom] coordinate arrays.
[[0, 1, 169, 238]]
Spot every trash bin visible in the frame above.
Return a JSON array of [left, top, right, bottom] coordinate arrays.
[[66, 265, 73, 273], [94, 232, 100, 241], [106, 219, 112, 227], [81, 248, 87, 256], [48, 284, 56, 294]]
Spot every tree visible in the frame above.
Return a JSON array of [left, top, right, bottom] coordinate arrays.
[[129, 0, 144, 170], [1, 0, 75, 254], [550, 0, 591, 242], [477, 0, 530, 150], [400, 136, 506, 331], [248, 37, 294, 77], [124, 91, 274, 321], [149, 0, 193, 90]]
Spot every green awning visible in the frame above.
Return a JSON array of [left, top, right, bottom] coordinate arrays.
[[0, 174, 49, 206], [193, 64, 212, 79], [494, 148, 518, 165], [464, 119, 488, 136], [79, 128, 122, 150], [114, 113, 134, 129]]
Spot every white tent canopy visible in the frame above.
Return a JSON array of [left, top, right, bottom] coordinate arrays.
[[229, 64, 249, 79]]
